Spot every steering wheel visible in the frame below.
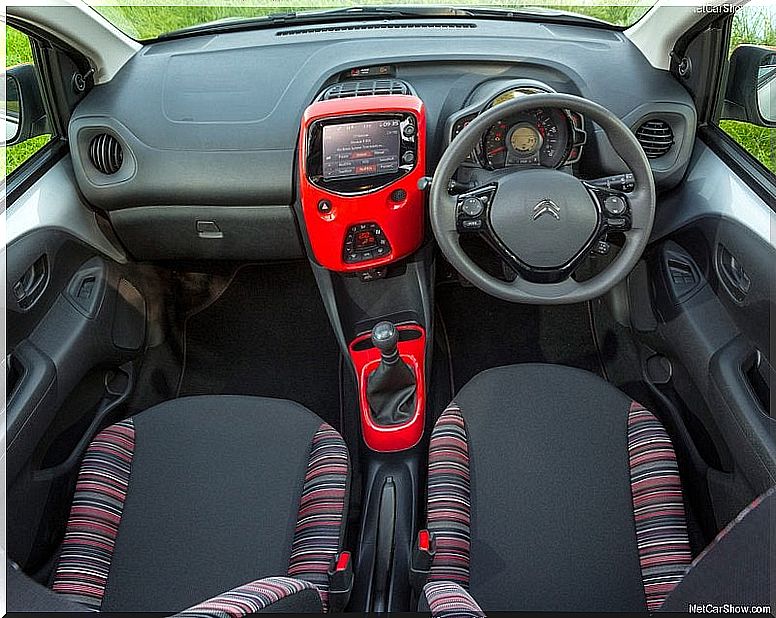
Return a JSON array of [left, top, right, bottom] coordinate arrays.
[[429, 93, 656, 304]]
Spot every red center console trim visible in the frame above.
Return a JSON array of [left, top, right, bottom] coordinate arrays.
[[298, 95, 426, 272], [349, 324, 426, 452]]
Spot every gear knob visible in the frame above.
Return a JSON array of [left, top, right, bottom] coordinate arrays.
[[371, 321, 400, 364]]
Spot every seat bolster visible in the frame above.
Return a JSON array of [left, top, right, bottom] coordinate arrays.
[[51, 418, 136, 610], [627, 402, 692, 610], [426, 404, 472, 588], [288, 423, 350, 611], [421, 581, 485, 618], [174, 577, 324, 616]]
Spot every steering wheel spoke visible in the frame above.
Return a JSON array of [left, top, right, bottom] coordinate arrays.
[[454, 182, 533, 279], [454, 183, 498, 235]]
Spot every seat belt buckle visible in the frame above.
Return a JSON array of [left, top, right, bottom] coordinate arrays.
[[327, 550, 353, 612], [410, 529, 436, 593]]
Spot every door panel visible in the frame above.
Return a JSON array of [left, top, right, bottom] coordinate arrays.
[[3, 159, 151, 570], [642, 140, 775, 530]]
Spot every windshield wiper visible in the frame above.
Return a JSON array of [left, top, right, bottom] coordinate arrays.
[[156, 4, 612, 41]]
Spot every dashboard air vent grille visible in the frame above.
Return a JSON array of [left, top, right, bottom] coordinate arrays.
[[322, 79, 410, 100], [89, 133, 124, 175], [277, 22, 476, 36], [635, 119, 674, 159]]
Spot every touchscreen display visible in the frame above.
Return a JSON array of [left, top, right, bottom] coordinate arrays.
[[322, 119, 401, 180]]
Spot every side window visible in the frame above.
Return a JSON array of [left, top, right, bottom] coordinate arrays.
[[4, 25, 53, 176], [716, 5, 776, 175]]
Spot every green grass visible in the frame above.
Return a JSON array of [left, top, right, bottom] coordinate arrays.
[[94, 5, 289, 40], [729, 5, 776, 51], [720, 120, 776, 174], [5, 135, 52, 175], [6, 24, 33, 67]]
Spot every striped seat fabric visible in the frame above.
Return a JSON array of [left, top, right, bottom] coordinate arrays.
[[289, 423, 350, 611], [423, 581, 485, 618], [49, 403, 349, 614], [628, 402, 692, 610], [426, 404, 471, 588], [51, 419, 136, 609], [176, 577, 322, 616]]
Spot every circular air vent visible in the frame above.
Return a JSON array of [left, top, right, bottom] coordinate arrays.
[[88, 133, 124, 175], [635, 120, 674, 159]]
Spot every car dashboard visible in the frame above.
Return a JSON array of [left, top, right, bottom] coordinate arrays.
[[66, 18, 697, 263]]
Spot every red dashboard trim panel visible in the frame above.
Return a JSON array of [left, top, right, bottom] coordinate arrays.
[[349, 324, 426, 452], [298, 95, 426, 272]]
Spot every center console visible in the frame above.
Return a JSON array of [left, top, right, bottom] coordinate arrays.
[[299, 89, 429, 454], [298, 78, 433, 612], [298, 95, 426, 273]]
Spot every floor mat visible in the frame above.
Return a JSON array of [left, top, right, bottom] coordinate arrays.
[[436, 282, 603, 393], [178, 262, 343, 430]]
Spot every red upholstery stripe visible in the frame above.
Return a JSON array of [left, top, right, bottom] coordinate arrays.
[[627, 402, 691, 610], [427, 404, 472, 588], [288, 422, 349, 611], [423, 581, 485, 618], [51, 419, 136, 609], [175, 576, 320, 616]]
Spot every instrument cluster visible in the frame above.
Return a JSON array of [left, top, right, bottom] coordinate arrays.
[[448, 83, 586, 170]]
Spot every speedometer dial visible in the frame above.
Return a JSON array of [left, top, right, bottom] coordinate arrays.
[[483, 120, 509, 168], [482, 108, 569, 169], [509, 123, 541, 155]]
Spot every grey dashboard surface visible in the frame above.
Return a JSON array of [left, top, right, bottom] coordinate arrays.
[[69, 19, 695, 210]]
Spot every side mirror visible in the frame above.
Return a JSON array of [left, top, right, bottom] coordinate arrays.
[[722, 44, 776, 128], [3, 63, 48, 146], [5, 74, 21, 144]]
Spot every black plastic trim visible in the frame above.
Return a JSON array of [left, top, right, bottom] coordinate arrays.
[[672, 18, 730, 126], [6, 341, 57, 452]]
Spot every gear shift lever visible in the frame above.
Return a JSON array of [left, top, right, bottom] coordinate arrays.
[[366, 321, 417, 426], [372, 321, 401, 364]]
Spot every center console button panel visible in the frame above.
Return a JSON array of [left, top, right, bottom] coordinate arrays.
[[298, 94, 426, 272], [344, 222, 391, 263]]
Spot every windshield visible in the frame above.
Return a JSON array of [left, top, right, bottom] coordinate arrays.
[[86, 1, 654, 40]]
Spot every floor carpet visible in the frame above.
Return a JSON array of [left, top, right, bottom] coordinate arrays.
[[435, 282, 603, 393], [178, 262, 343, 431]]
